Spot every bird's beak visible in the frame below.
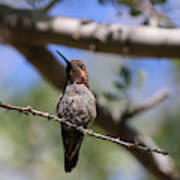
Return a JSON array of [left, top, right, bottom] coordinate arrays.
[[56, 50, 71, 66]]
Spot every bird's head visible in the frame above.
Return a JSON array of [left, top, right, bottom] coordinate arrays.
[[56, 50, 89, 87]]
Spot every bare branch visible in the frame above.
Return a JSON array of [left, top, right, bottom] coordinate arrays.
[[0, 101, 168, 155], [0, 4, 178, 179], [0, 4, 180, 58], [12, 45, 178, 179], [121, 88, 170, 122], [14, 45, 65, 90], [42, 0, 60, 12], [115, 0, 176, 28]]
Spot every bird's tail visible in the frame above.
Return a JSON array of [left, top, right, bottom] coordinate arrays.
[[61, 124, 84, 173], [64, 147, 80, 172]]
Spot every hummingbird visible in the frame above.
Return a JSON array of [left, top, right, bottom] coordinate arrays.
[[56, 50, 97, 173]]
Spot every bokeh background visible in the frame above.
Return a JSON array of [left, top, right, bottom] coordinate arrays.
[[0, 0, 180, 179]]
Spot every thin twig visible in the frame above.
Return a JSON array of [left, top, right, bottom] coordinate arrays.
[[121, 88, 169, 122], [42, 0, 60, 12], [0, 101, 168, 155]]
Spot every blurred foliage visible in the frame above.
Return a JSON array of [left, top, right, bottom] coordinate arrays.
[[27, 0, 46, 8], [150, 0, 166, 5], [102, 64, 147, 121], [129, 8, 141, 16], [152, 60, 180, 172], [0, 0, 179, 179], [102, 64, 146, 103], [0, 83, 125, 180], [25, 0, 166, 13], [26, 0, 59, 9], [103, 65, 132, 102], [154, 109, 180, 171], [98, 0, 175, 28], [98, 0, 166, 6], [6, 0, 173, 28]]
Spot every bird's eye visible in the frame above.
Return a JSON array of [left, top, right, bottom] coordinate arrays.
[[80, 64, 85, 70]]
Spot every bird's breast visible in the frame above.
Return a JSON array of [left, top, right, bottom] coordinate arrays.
[[57, 83, 96, 126]]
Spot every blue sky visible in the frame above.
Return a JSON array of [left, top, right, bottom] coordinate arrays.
[[0, 1, 179, 179], [0, 0, 178, 100]]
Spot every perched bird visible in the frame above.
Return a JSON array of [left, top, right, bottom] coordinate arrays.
[[56, 50, 97, 173]]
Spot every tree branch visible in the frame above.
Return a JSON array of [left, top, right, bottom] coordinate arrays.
[[120, 88, 170, 123], [95, 95, 178, 180], [13, 45, 178, 179], [112, 0, 176, 28], [0, 3, 179, 179], [15, 45, 66, 90], [42, 0, 61, 12], [0, 4, 180, 58], [0, 101, 168, 155]]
